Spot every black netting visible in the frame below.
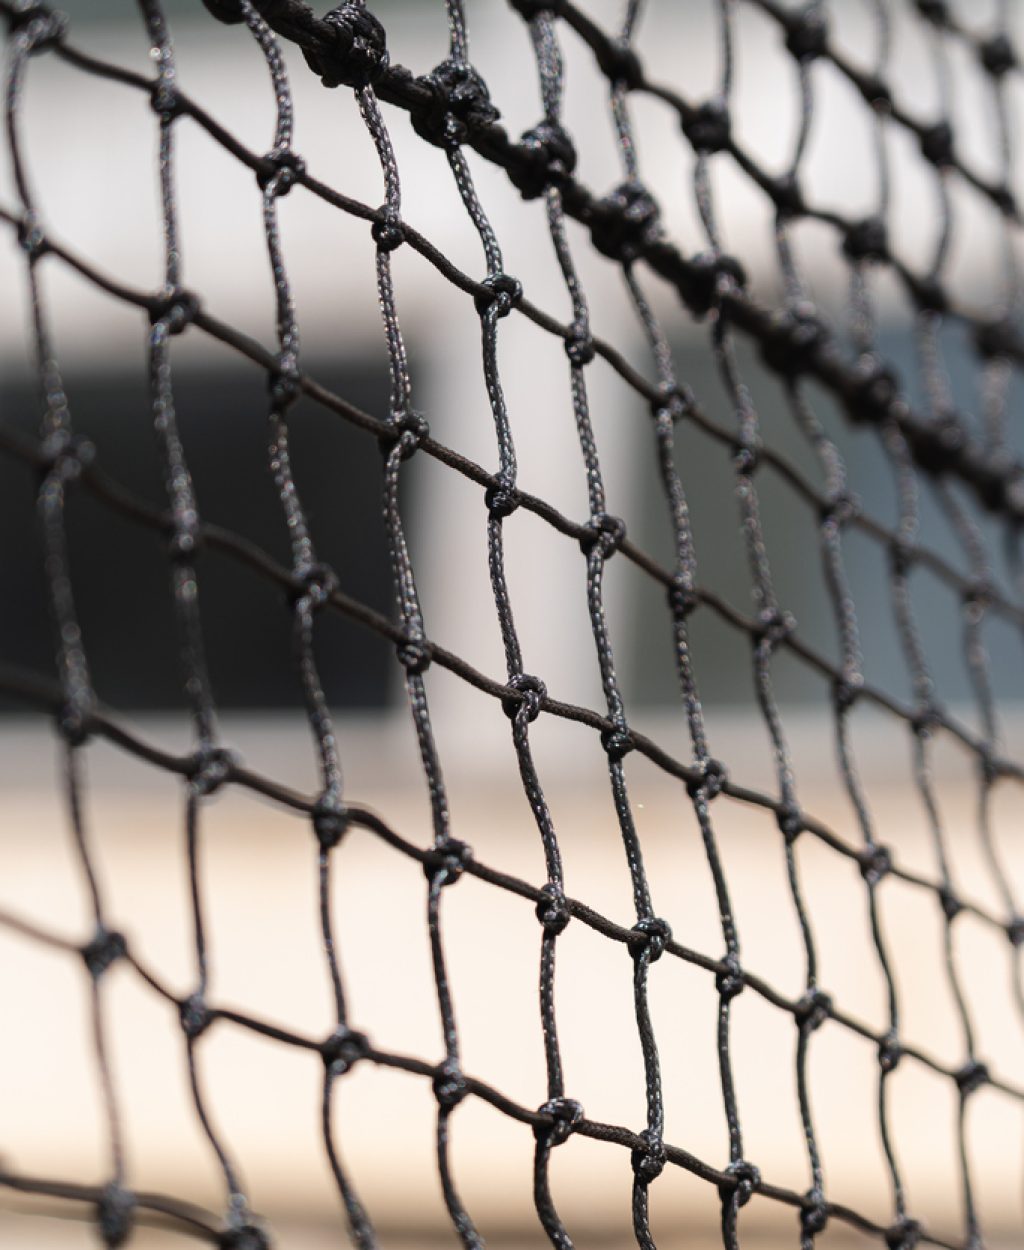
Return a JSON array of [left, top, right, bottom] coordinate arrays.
[[1, 0, 1023, 1247]]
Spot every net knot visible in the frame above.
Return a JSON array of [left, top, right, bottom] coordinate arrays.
[[630, 1128, 667, 1182], [81, 927, 127, 980], [580, 512, 626, 557], [993, 184, 1018, 217], [200, 0, 245, 21], [833, 673, 862, 713], [915, 0, 949, 26], [794, 987, 832, 1033], [847, 357, 898, 423], [631, 916, 672, 964], [910, 703, 936, 736], [820, 491, 859, 528], [370, 206, 405, 252], [179, 993, 213, 1040], [721, 1158, 761, 1207], [800, 1190, 829, 1238], [857, 842, 892, 885], [57, 697, 95, 747], [938, 885, 964, 922], [535, 883, 571, 935], [908, 274, 947, 313], [413, 60, 499, 148], [564, 326, 596, 367], [311, 794, 349, 850], [715, 953, 745, 1001], [189, 745, 237, 797], [689, 251, 747, 314], [320, 1026, 369, 1075], [513, 121, 577, 198], [783, 7, 828, 61], [16, 211, 48, 259], [485, 481, 520, 519], [432, 1060, 469, 1108], [682, 99, 731, 154], [666, 575, 699, 619], [590, 179, 662, 262], [303, 4, 389, 89], [150, 80, 186, 120], [268, 353, 302, 409], [878, 1031, 903, 1073], [651, 382, 694, 423], [219, 1224, 270, 1250], [771, 173, 806, 219], [474, 272, 523, 319], [508, 0, 554, 20], [862, 75, 893, 110], [842, 216, 888, 263], [889, 538, 914, 579], [731, 432, 763, 476], [535, 1096, 583, 1145], [168, 514, 203, 563], [885, 1218, 922, 1250], [396, 635, 431, 675], [257, 147, 306, 197], [756, 609, 796, 650], [380, 410, 429, 461], [503, 672, 547, 723], [1006, 915, 1024, 947], [148, 286, 201, 335], [7, 3, 66, 50], [962, 576, 991, 611], [919, 121, 954, 168], [914, 412, 966, 473], [973, 316, 1023, 361], [687, 757, 727, 801], [955, 1059, 989, 1097], [761, 306, 828, 376], [596, 37, 643, 89], [292, 562, 339, 612], [41, 428, 95, 482], [600, 723, 635, 762], [423, 838, 471, 887], [97, 1182, 135, 1249], [776, 803, 804, 843], [980, 34, 1016, 77], [979, 744, 1001, 786]]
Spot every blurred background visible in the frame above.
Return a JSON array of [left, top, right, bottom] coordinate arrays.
[[1, 0, 1024, 1246]]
